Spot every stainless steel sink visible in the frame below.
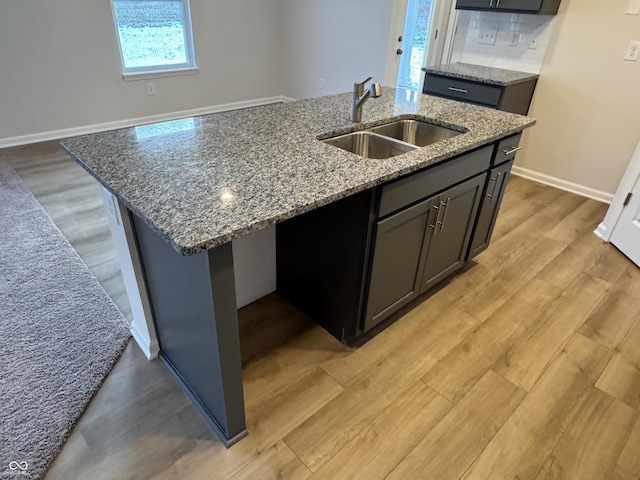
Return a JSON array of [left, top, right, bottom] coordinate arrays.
[[322, 131, 417, 159], [370, 120, 462, 147]]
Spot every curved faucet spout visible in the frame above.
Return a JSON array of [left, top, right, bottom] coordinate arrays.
[[350, 76, 382, 122]]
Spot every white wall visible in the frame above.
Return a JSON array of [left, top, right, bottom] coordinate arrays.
[[0, 0, 283, 143], [280, 0, 396, 100], [450, 11, 555, 73], [515, 0, 640, 199]]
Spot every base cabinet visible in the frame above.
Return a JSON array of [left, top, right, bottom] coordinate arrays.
[[420, 174, 486, 292], [364, 199, 434, 331], [277, 137, 519, 344], [365, 173, 486, 332], [468, 159, 513, 258]]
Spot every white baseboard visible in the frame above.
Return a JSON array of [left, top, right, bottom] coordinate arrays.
[[130, 321, 159, 360], [0, 95, 296, 149], [593, 222, 609, 241], [511, 166, 614, 204]]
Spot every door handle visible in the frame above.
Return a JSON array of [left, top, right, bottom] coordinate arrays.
[[448, 87, 468, 93], [429, 203, 441, 236], [439, 199, 450, 232], [487, 173, 502, 204]]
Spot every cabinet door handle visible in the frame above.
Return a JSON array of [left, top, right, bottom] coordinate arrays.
[[489, 0, 494, 6], [487, 173, 502, 204], [501, 146, 522, 156], [496, 0, 501, 7], [428, 203, 440, 235], [439, 199, 450, 232], [448, 87, 468, 94]]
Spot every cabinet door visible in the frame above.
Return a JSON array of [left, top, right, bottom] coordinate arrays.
[[468, 160, 513, 259], [456, 0, 493, 8], [494, 0, 543, 11], [364, 198, 436, 332], [420, 174, 486, 293]]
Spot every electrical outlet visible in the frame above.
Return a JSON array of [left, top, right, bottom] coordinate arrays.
[[319, 77, 325, 89], [624, 41, 640, 61], [147, 82, 155, 95], [627, 0, 640, 14], [478, 29, 497, 46]]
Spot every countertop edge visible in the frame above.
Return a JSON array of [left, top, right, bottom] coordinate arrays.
[[63, 121, 534, 256], [422, 67, 539, 87]]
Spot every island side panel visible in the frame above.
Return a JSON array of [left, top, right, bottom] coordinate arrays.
[[130, 213, 247, 447]]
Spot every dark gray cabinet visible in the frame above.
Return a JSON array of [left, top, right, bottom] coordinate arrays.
[[468, 159, 513, 258], [364, 199, 435, 331], [468, 133, 521, 258], [456, 0, 561, 14], [456, 0, 492, 8], [423, 73, 537, 115], [277, 138, 517, 344], [421, 174, 486, 292]]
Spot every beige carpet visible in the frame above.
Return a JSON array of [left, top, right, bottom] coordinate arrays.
[[0, 158, 130, 479]]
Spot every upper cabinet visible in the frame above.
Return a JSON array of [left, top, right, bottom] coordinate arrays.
[[456, 0, 561, 14]]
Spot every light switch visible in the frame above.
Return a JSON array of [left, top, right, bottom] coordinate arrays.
[[627, 0, 640, 14]]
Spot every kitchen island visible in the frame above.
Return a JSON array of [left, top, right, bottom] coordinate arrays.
[[61, 87, 535, 446]]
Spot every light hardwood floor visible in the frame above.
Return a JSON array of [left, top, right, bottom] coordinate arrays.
[[3, 141, 640, 480]]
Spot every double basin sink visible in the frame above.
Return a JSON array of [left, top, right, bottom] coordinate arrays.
[[322, 120, 463, 160]]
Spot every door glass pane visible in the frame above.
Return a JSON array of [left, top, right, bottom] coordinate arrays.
[[397, 0, 435, 91]]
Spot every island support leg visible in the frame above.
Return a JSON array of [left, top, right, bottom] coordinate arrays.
[[130, 213, 247, 447]]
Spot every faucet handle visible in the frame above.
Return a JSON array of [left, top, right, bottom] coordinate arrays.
[[356, 75, 375, 87]]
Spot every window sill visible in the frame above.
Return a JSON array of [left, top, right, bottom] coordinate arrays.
[[122, 67, 199, 82]]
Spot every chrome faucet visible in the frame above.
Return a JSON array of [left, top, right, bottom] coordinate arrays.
[[350, 75, 382, 122]]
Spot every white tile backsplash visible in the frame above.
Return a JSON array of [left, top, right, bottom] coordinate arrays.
[[451, 11, 555, 73]]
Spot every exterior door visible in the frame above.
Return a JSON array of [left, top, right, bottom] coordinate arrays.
[[385, 0, 456, 90], [610, 176, 640, 267]]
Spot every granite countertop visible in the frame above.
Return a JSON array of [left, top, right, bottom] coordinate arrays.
[[423, 63, 539, 86], [60, 87, 535, 255]]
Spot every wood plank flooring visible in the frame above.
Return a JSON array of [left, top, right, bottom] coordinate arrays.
[[3, 141, 640, 480]]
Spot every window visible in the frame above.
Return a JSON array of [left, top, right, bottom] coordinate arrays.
[[111, 0, 197, 79]]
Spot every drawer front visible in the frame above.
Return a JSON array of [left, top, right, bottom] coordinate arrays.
[[423, 74, 503, 107], [379, 145, 493, 218], [494, 133, 522, 165]]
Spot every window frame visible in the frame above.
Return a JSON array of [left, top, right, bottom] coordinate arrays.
[[110, 0, 198, 81]]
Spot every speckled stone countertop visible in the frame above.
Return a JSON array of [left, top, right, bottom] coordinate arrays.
[[423, 63, 539, 86], [60, 88, 535, 255]]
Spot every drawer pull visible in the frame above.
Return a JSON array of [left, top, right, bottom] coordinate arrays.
[[501, 146, 523, 155], [448, 87, 469, 94]]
